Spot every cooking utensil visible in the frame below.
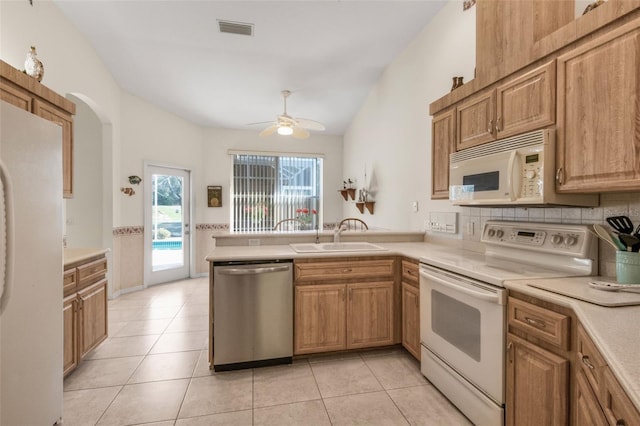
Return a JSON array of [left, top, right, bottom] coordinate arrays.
[[618, 233, 640, 252], [606, 216, 634, 235], [589, 281, 640, 293], [593, 224, 625, 250], [635, 224, 640, 238]]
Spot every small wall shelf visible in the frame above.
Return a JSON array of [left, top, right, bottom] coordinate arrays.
[[339, 188, 356, 201], [355, 201, 375, 215]]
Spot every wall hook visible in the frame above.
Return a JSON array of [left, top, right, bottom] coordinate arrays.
[[121, 187, 135, 196]]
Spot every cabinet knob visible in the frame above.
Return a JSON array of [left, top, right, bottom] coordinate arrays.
[[496, 117, 502, 132], [616, 420, 626, 426], [487, 120, 494, 135], [556, 168, 564, 185]]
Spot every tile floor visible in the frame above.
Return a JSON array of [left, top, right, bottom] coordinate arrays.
[[63, 277, 472, 425]]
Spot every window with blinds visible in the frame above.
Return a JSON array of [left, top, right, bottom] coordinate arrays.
[[231, 153, 323, 232]]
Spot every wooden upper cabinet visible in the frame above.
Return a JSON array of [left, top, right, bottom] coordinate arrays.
[[556, 18, 640, 193], [496, 61, 555, 139], [476, 0, 573, 82], [0, 60, 75, 198], [431, 108, 456, 199], [456, 61, 556, 151], [456, 89, 496, 151]]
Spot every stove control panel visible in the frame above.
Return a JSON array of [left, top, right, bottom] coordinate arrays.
[[482, 221, 593, 257]]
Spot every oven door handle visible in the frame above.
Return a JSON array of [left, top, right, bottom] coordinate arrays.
[[420, 269, 505, 305]]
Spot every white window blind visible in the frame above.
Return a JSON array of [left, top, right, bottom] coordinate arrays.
[[231, 154, 322, 232]]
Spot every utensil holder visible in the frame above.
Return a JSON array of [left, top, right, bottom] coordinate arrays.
[[616, 251, 640, 284]]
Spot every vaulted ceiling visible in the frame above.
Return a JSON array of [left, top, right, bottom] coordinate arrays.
[[53, 1, 445, 136]]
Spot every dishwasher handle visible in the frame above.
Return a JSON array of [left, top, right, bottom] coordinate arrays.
[[217, 265, 291, 276]]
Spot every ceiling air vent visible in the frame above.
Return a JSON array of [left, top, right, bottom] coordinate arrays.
[[218, 20, 254, 36]]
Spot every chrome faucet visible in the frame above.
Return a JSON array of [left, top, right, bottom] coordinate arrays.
[[333, 225, 347, 243]]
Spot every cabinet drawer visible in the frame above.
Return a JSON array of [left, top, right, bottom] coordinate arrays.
[[63, 269, 77, 297], [77, 257, 107, 288], [295, 258, 395, 283], [508, 297, 570, 350], [577, 323, 607, 397], [401, 260, 419, 285]]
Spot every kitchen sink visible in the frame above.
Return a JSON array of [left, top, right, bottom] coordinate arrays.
[[289, 242, 387, 253]]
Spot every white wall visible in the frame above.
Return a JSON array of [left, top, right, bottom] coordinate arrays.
[[65, 95, 103, 248], [200, 128, 344, 226], [343, 0, 476, 231]]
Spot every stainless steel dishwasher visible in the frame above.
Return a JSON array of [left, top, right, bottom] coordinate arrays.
[[212, 260, 293, 371]]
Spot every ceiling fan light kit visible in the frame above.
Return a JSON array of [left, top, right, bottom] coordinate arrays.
[[251, 90, 326, 140]]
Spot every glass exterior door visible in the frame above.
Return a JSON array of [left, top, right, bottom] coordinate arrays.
[[144, 165, 190, 286]]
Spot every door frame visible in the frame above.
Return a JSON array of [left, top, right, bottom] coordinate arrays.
[[143, 161, 193, 287]]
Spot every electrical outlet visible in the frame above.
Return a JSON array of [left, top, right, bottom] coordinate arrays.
[[248, 239, 261, 246], [411, 201, 419, 213]]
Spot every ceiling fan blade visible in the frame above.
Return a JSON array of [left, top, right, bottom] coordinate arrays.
[[291, 126, 310, 139], [295, 117, 325, 131], [247, 120, 276, 127], [259, 125, 279, 137]]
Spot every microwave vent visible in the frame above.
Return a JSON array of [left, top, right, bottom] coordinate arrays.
[[450, 129, 547, 163]]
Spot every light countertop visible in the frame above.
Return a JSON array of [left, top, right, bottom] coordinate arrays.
[[64, 247, 109, 266], [206, 241, 640, 410]]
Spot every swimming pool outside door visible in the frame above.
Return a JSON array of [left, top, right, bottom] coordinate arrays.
[[144, 164, 191, 286]]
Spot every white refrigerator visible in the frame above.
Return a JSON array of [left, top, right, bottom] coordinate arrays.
[[0, 102, 63, 424]]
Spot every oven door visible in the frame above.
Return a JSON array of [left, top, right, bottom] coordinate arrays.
[[419, 264, 506, 404]]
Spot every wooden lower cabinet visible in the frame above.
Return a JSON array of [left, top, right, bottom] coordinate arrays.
[[294, 281, 394, 355], [575, 369, 608, 426], [64, 253, 108, 376], [401, 282, 420, 360], [79, 280, 108, 358], [63, 295, 79, 376], [294, 284, 346, 354], [506, 333, 569, 426], [347, 281, 394, 349]]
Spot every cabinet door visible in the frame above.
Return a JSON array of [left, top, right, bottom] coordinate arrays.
[[556, 20, 640, 192], [33, 99, 74, 198], [347, 281, 394, 349], [294, 284, 346, 355], [496, 61, 555, 139], [602, 367, 640, 426], [575, 369, 608, 426], [431, 108, 455, 199], [78, 279, 108, 359], [401, 282, 420, 360], [506, 334, 569, 426], [456, 89, 496, 150], [63, 295, 79, 377]]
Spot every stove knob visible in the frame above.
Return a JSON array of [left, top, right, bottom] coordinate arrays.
[[525, 170, 536, 179], [564, 235, 578, 246], [496, 230, 504, 238], [488, 229, 496, 237], [551, 234, 563, 245]]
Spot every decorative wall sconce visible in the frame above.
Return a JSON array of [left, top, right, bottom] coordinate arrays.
[[121, 187, 135, 196], [128, 175, 142, 185]]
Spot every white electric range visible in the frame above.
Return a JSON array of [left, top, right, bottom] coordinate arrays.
[[419, 221, 597, 426]]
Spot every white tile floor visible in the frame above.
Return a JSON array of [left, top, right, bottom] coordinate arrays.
[[63, 277, 472, 425]]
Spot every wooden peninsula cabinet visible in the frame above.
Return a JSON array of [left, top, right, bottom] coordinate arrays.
[[0, 60, 75, 198], [293, 257, 396, 355], [63, 252, 108, 376]]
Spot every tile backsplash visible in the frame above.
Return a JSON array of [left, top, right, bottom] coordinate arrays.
[[460, 192, 640, 278]]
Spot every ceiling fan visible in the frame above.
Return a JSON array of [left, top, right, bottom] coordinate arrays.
[[250, 90, 325, 139]]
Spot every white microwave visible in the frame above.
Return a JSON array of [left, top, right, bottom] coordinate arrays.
[[449, 129, 598, 206]]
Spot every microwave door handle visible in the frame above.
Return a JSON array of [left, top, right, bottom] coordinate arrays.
[[507, 150, 517, 202], [419, 269, 503, 304]]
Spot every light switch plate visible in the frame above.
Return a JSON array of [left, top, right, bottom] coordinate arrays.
[[428, 212, 458, 234]]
